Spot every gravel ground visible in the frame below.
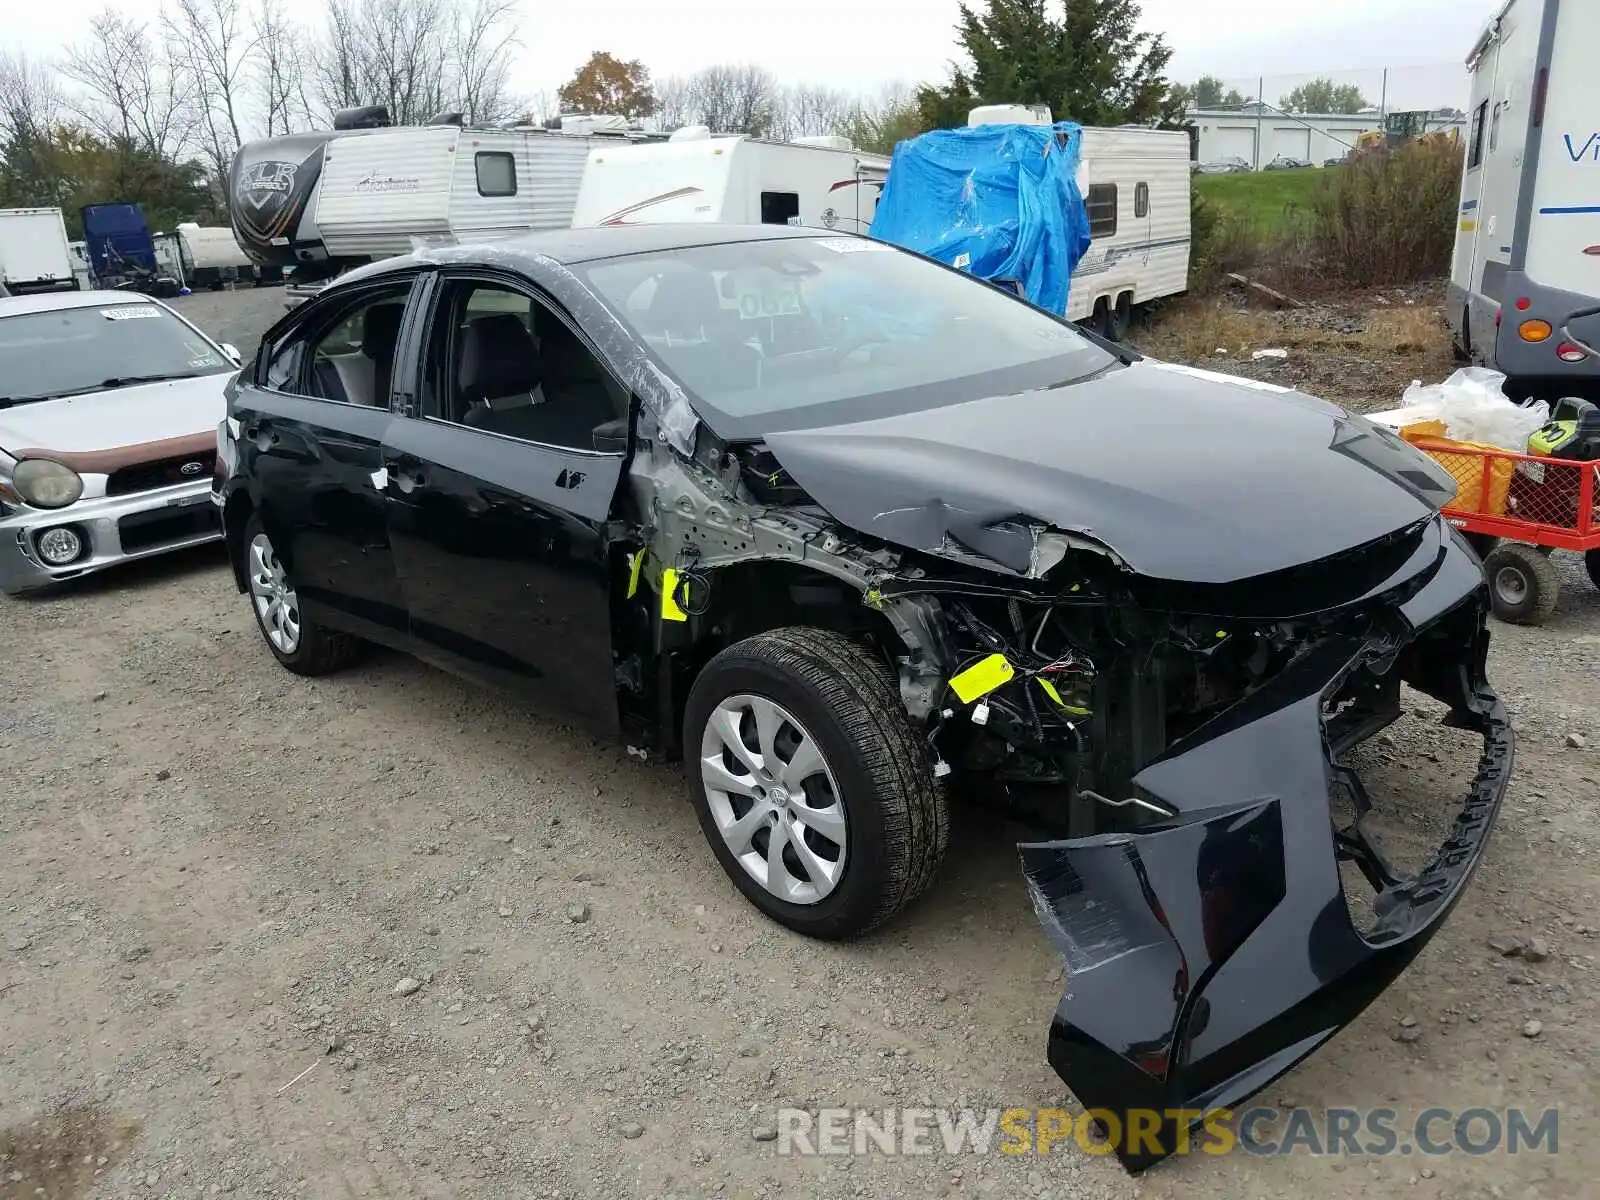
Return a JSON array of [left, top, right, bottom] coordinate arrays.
[[2, 286, 1597, 1200]]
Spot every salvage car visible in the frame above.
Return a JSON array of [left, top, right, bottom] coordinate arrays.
[[215, 225, 1512, 1170], [0, 290, 240, 594]]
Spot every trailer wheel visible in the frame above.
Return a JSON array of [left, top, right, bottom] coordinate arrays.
[[1107, 292, 1133, 341], [1085, 297, 1111, 338], [1483, 542, 1560, 624], [1585, 549, 1600, 591]]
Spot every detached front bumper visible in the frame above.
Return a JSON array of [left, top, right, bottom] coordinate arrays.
[[1021, 535, 1513, 1172], [0, 480, 222, 595]]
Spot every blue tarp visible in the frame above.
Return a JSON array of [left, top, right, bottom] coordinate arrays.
[[869, 122, 1091, 316]]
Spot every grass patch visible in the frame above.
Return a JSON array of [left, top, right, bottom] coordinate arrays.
[[1194, 169, 1323, 236]]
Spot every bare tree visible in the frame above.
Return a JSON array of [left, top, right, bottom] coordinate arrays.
[[252, 0, 313, 137], [680, 64, 777, 135], [452, 0, 520, 125], [770, 83, 854, 141], [164, 0, 256, 176], [651, 75, 695, 132], [61, 9, 192, 155], [0, 51, 68, 205]]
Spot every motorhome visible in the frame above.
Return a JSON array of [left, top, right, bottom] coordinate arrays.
[[229, 106, 666, 293], [570, 129, 890, 233], [964, 105, 1191, 335], [0, 207, 75, 292], [1450, 0, 1600, 395]]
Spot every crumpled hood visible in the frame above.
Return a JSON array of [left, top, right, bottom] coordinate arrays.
[[0, 374, 232, 458], [762, 360, 1457, 585]]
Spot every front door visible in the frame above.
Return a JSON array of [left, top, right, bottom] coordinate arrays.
[[235, 275, 421, 643], [383, 272, 629, 730]]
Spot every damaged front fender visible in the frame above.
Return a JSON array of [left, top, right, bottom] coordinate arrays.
[[1020, 590, 1512, 1172]]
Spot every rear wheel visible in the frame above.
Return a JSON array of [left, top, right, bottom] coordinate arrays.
[[1483, 542, 1560, 625], [244, 516, 364, 674], [1085, 297, 1111, 339], [683, 628, 948, 940]]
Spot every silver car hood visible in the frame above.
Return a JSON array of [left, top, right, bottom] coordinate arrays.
[[0, 373, 233, 456]]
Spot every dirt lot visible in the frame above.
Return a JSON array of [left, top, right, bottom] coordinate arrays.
[[2, 286, 1597, 1200]]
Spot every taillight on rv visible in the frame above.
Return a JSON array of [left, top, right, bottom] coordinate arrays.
[[1558, 343, 1588, 363], [1515, 296, 1531, 310], [1519, 319, 1553, 342]]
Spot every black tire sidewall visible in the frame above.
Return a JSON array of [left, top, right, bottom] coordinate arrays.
[[1587, 549, 1600, 591], [1484, 545, 1557, 624], [684, 654, 898, 939]]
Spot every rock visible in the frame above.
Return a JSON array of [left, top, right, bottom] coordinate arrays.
[[1566, 733, 1586, 749], [752, 1125, 778, 1143], [1394, 1026, 1423, 1044], [567, 903, 591, 924], [497, 907, 513, 919], [5, 933, 30, 952], [1487, 933, 1525, 956], [1522, 936, 1551, 963], [1399, 1015, 1418, 1028], [493, 835, 514, 844], [619, 1121, 644, 1139], [393, 977, 422, 997], [1522, 1019, 1543, 1038], [92, 690, 108, 702], [155, 769, 172, 782]]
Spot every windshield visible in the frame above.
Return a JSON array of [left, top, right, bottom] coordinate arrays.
[[574, 235, 1117, 437], [0, 302, 232, 406]]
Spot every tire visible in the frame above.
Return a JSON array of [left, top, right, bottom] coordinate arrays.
[[1462, 532, 1498, 562], [242, 515, 364, 675], [1586, 548, 1600, 591], [1107, 292, 1133, 342], [1482, 542, 1560, 625], [1452, 306, 1472, 364], [683, 627, 949, 940]]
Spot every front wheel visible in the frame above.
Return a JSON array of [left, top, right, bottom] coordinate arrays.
[[683, 628, 949, 940], [243, 516, 364, 674], [1483, 542, 1560, 625]]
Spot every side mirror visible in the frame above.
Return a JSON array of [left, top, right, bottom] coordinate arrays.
[[592, 417, 630, 453], [220, 342, 242, 365]]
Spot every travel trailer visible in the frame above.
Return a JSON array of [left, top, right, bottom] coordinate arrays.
[[176, 222, 260, 288], [1449, 0, 1600, 395], [965, 105, 1192, 335], [229, 106, 666, 292], [0, 207, 75, 292], [570, 129, 890, 232]]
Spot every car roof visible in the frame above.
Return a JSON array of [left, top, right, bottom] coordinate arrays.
[[0, 290, 157, 317]]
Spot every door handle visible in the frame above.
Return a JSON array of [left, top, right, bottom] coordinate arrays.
[[393, 466, 428, 493]]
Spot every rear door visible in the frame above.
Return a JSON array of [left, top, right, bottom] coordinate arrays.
[[381, 271, 630, 731], [232, 273, 422, 643]]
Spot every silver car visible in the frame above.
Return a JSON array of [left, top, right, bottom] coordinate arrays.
[[0, 291, 240, 594]]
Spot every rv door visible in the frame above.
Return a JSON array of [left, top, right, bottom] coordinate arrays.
[[856, 160, 887, 231]]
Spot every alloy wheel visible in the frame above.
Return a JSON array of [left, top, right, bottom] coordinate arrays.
[[248, 532, 301, 654], [699, 693, 848, 905]]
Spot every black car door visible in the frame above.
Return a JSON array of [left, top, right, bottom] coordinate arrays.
[[381, 271, 630, 731], [233, 273, 422, 644]]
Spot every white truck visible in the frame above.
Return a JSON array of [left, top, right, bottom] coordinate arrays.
[[0, 208, 76, 293], [1449, 0, 1600, 395], [571, 129, 890, 233]]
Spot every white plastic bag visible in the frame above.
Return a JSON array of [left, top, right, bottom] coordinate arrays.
[[1397, 367, 1548, 451]]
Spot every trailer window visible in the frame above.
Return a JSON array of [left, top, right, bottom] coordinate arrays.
[[1468, 101, 1487, 170], [475, 151, 517, 197], [1087, 184, 1118, 239], [760, 191, 800, 226], [1134, 182, 1150, 219]]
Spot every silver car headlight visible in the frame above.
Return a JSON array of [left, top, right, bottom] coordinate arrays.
[[12, 459, 84, 509]]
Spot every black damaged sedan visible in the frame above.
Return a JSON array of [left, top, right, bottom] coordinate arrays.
[[215, 224, 1512, 1170]]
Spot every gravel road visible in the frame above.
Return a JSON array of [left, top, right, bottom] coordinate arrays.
[[2, 287, 1596, 1199]]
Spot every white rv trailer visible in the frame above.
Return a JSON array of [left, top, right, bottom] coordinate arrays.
[[571, 129, 890, 233], [176, 222, 255, 288], [1449, 0, 1600, 394], [964, 105, 1191, 336], [0, 207, 75, 292]]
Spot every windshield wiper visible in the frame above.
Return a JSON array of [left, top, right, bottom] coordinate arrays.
[[43, 372, 211, 399]]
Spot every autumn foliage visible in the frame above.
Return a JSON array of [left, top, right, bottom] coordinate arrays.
[[558, 51, 656, 119]]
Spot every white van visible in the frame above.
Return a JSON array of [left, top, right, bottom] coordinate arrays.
[[1449, 0, 1600, 393]]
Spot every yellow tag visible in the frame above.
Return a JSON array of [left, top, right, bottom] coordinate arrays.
[[660, 567, 688, 622], [950, 654, 1014, 704], [626, 551, 644, 599], [1036, 677, 1090, 716]]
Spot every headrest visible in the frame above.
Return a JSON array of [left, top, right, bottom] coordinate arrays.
[[361, 303, 404, 360], [645, 272, 722, 339], [458, 313, 539, 401]]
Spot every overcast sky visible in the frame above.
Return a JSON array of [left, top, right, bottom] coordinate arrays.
[[8, 0, 1488, 112]]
